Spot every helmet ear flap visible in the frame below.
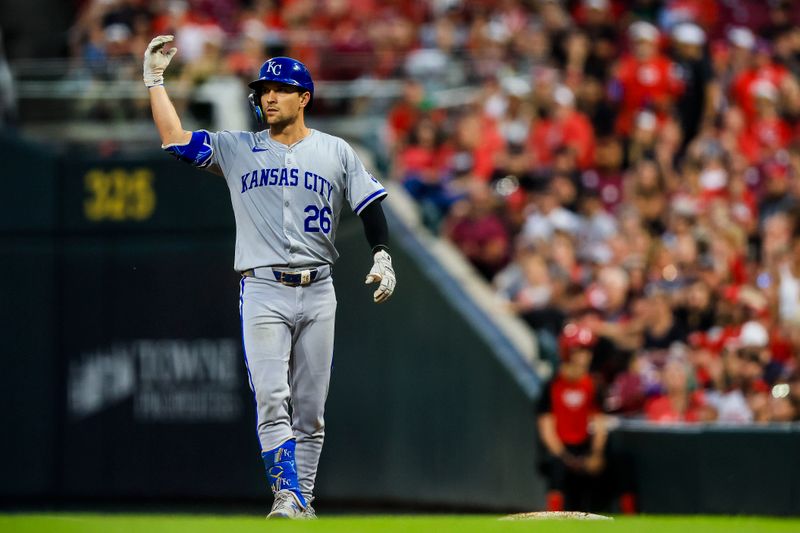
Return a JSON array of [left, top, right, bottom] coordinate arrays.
[[248, 92, 264, 129]]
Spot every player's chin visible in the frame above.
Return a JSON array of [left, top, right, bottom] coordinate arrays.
[[266, 114, 290, 127]]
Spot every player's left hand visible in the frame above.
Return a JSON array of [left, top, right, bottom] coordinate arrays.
[[365, 250, 396, 303], [584, 452, 605, 474]]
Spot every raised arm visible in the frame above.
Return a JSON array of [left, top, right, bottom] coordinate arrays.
[[144, 35, 191, 146]]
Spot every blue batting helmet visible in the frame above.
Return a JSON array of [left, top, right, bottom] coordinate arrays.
[[248, 57, 314, 98]]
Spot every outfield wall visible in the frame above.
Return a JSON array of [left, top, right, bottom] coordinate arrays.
[[0, 134, 543, 510], [610, 422, 800, 516]]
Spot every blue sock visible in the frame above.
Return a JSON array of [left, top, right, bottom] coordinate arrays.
[[261, 439, 307, 508]]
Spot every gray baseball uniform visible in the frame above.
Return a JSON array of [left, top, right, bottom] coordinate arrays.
[[147, 37, 394, 517], [166, 127, 386, 502]]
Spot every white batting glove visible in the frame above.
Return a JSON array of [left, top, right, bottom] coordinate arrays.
[[365, 250, 396, 303], [143, 35, 178, 87]]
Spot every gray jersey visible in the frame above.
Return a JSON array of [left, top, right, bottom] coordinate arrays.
[[202, 128, 386, 271]]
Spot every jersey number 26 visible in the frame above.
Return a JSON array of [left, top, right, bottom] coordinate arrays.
[[304, 205, 332, 234]]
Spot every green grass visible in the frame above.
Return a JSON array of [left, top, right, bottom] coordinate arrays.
[[1, 514, 799, 533]]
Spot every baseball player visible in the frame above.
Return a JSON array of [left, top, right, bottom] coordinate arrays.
[[143, 35, 396, 519]]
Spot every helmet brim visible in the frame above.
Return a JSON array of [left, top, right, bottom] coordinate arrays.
[[248, 78, 312, 95], [249, 80, 313, 109]]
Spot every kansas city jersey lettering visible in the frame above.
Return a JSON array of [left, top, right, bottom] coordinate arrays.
[[240, 168, 333, 202], [241, 168, 300, 192], [303, 172, 333, 201], [176, 128, 386, 271]]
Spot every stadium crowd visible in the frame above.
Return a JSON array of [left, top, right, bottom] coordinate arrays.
[[383, 0, 800, 426], [67, 0, 800, 424]]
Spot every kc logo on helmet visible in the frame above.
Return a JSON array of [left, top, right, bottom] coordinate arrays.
[[265, 61, 282, 76]]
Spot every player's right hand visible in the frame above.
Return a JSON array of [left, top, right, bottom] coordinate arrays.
[[143, 35, 178, 87]]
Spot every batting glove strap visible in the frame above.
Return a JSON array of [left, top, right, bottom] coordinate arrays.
[[365, 250, 396, 304], [143, 35, 177, 88]]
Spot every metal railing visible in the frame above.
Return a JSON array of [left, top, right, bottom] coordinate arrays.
[[10, 56, 480, 147]]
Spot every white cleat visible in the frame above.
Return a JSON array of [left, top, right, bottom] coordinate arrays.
[[300, 504, 317, 519], [300, 497, 317, 519], [267, 490, 304, 519]]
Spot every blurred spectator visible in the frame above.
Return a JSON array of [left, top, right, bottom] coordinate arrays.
[[396, 117, 461, 231], [178, 34, 224, 88], [772, 26, 800, 80], [497, 79, 534, 148], [611, 21, 684, 137], [224, 22, 272, 81], [574, 0, 617, 81], [576, 75, 616, 137], [510, 250, 556, 313], [674, 279, 717, 333], [581, 136, 625, 212], [775, 221, 800, 325], [578, 189, 617, 247], [645, 350, 716, 423], [557, 29, 590, 89], [528, 85, 595, 170], [489, 146, 535, 230], [173, 7, 226, 64], [443, 181, 511, 280], [521, 180, 583, 245], [499, 244, 569, 341], [731, 37, 800, 125], [669, 22, 716, 151], [592, 266, 632, 323], [640, 286, 689, 351], [537, 324, 609, 513], [394, 117, 449, 181], [406, 15, 466, 89], [739, 81, 793, 164], [758, 167, 795, 226], [450, 112, 505, 182], [386, 79, 430, 150], [704, 320, 775, 423], [626, 158, 668, 234], [766, 389, 798, 422], [625, 110, 658, 167]]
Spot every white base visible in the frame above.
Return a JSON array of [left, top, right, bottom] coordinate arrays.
[[500, 511, 614, 521]]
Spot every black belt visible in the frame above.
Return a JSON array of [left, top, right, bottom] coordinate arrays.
[[272, 269, 318, 287], [242, 267, 322, 286]]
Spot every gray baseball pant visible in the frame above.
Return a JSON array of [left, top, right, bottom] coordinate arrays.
[[239, 274, 336, 501]]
